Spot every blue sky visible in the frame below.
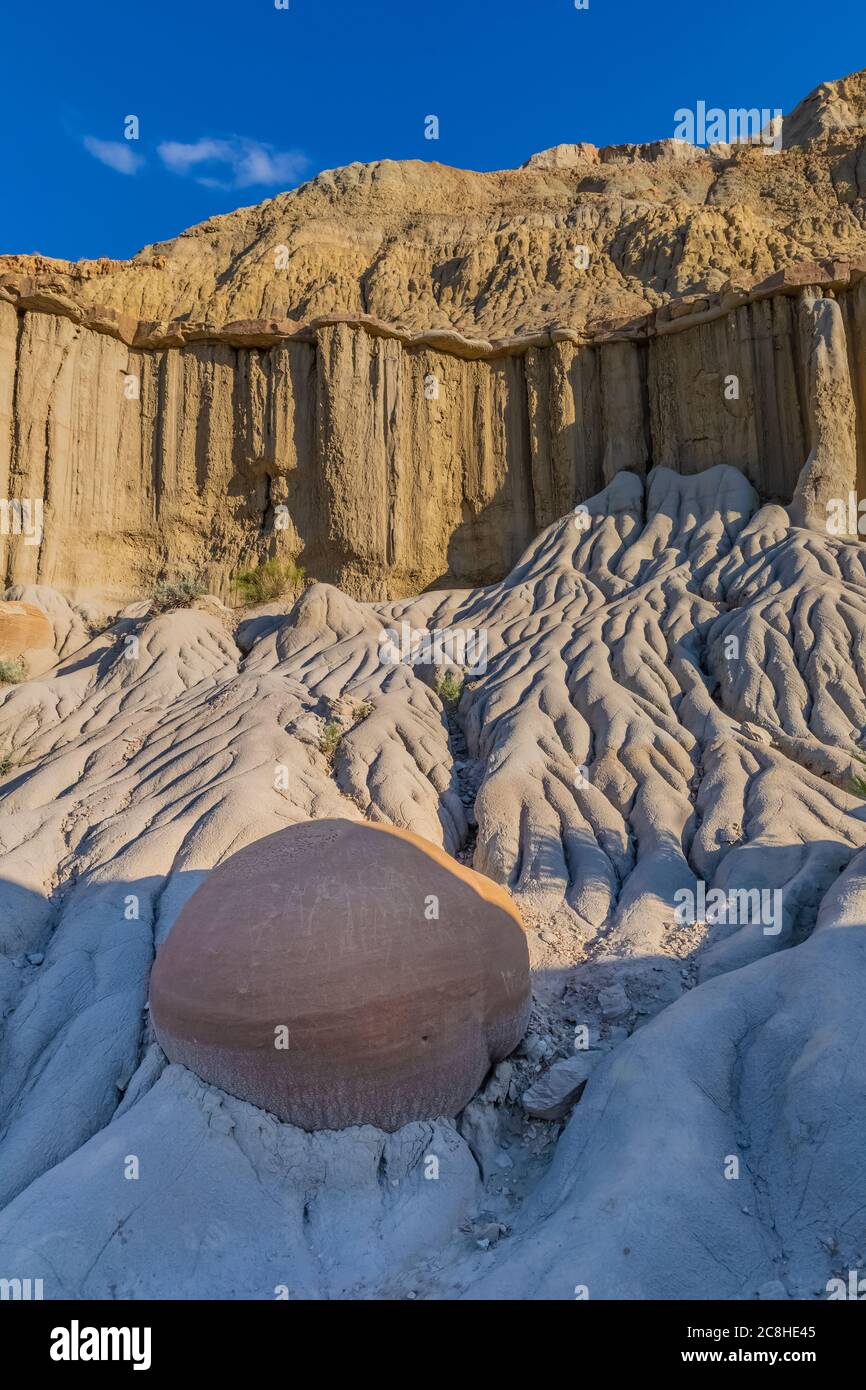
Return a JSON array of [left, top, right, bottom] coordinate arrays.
[[2, 0, 864, 261]]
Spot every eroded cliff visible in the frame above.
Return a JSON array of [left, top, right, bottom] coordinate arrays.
[[3, 68, 866, 602], [2, 271, 866, 601]]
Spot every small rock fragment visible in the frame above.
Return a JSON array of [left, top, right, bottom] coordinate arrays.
[[461, 1098, 510, 1182], [521, 1052, 602, 1119], [598, 983, 631, 1020], [482, 1060, 513, 1105], [520, 1032, 555, 1063]]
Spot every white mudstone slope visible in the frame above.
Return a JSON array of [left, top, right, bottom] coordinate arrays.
[[1, 464, 865, 1299]]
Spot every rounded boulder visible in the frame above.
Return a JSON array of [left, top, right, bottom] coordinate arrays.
[[150, 819, 530, 1131], [0, 600, 53, 660]]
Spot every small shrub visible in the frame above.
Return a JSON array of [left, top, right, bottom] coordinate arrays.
[[235, 557, 306, 605], [851, 771, 866, 799], [352, 701, 373, 722], [0, 747, 12, 776], [151, 577, 206, 613], [320, 721, 342, 761], [436, 669, 464, 707], [0, 657, 26, 685]]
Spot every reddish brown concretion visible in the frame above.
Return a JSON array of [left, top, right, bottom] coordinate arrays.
[[149, 819, 531, 1131]]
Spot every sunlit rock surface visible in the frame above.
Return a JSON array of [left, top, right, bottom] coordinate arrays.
[[150, 819, 530, 1132]]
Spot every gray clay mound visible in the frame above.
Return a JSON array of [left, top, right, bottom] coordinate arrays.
[[2, 465, 866, 1298]]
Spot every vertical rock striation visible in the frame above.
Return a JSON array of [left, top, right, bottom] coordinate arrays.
[[1, 278, 864, 603]]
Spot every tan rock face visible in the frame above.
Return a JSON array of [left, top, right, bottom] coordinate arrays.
[[3, 68, 866, 606], [0, 600, 52, 659], [149, 819, 531, 1131], [4, 71, 866, 336], [783, 68, 866, 145], [3, 286, 861, 605]]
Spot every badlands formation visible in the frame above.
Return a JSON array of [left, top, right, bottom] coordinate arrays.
[[1, 70, 866, 1300]]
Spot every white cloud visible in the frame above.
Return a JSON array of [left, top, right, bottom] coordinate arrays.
[[157, 136, 307, 189], [83, 136, 144, 175], [232, 143, 307, 187], [156, 138, 233, 175]]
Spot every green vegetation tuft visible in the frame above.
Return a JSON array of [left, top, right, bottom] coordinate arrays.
[[235, 557, 306, 605], [850, 771, 866, 799], [0, 657, 26, 685], [435, 669, 464, 708], [151, 578, 207, 612], [320, 721, 343, 761]]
